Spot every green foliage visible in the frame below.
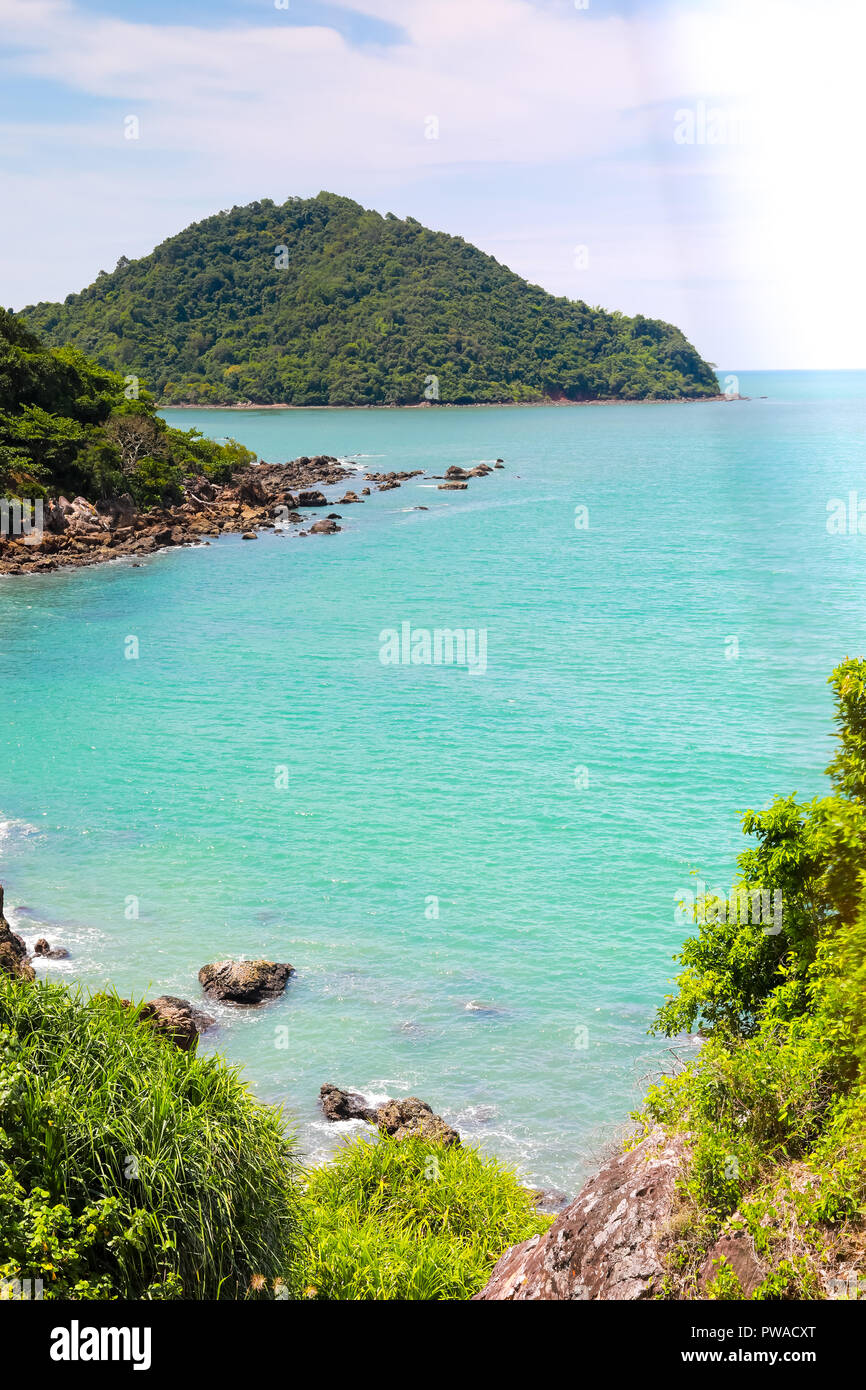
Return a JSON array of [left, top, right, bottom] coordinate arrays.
[[0, 308, 254, 506], [20, 193, 720, 407], [0, 976, 302, 1299], [641, 658, 866, 1296], [300, 1134, 550, 1300]]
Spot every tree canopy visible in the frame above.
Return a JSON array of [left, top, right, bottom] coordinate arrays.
[[20, 193, 720, 407], [0, 308, 254, 507]]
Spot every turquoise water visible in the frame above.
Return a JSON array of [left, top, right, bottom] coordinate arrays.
[[2, 371, 865, 1192]]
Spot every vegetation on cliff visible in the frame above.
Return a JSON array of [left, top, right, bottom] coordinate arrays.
[[0, 308, 253, 508], [20, 193, 719, 407], [642, 657, 866, 1298], [0, 971, 545, 1300]]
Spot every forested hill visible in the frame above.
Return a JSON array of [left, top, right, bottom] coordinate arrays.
[[20, 193, 719, 407]]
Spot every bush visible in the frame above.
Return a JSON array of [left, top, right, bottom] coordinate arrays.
[[300, 1134, 550, 1300]]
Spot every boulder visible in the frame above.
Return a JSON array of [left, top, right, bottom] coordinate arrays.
[[198, 959, 294, 1004], [0, 885, 34, 981], [474, 1127, 688, 1300], [241, 531, 258, 540], [33, 937, 70, 960], [138, 995, 215, 1052], [438, 482, 468, 491], [375, 1097, 460, 1147], [310, 518, 340, 534], [319, 1083, 379, 1124], [238, 477, 269, 506], [297, 490, 328, 507]]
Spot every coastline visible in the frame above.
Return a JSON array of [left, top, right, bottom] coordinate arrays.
[[0, 455, 495, 577], [160, 394, 742, 412]]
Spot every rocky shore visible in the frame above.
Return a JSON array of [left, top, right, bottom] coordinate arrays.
[[0, 453, 502, 576]]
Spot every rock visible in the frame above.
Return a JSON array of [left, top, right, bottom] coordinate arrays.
[[474, 1127, 688, 1300], [438, 482, 468, 491], [319, 1083, 379, 1124], [375, 1097, 460, 1147], [33, 937, 70, 960], [241, 531, 257, 540], [320, 1085, 460, 1146], [138, 995, 215, 1052], [310, 519, 340, 534], [362, 487, 371, 495], [338, 492, 362, 504], [445, 466, 469, 479], [198, 959, 294, 1005], [528, 1187, 570, 1215], [152, 527, 173, 546], [495, 462, 504, 469], [0, 885, 34, 981], [699, 1227, 765, 1296], [238, 477, 269, 506], [297, 490, 328, 507]]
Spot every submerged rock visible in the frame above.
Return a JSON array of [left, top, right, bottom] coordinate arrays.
[[527, 1187, 570, 1215], [0, 885, 34, 981], [475, 1127, 688, 1300], [198, 959, 294, 1005], [33, 937, 70, 960]]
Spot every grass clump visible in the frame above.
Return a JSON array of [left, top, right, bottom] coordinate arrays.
[[0, 976, 302, 1299], [300, 1134, 551, 1300]]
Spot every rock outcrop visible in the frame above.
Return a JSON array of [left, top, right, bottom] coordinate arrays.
[[475, 1127, 687, 1300], [198, 959, 294, 1005], [0, 886, 34, 981], [138, 995, 215, 1051], [376, 1096, 460, 1147], [319, 1084, 460, 1146]]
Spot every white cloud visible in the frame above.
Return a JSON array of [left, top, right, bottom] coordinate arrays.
[[0, 0, 863, 366]]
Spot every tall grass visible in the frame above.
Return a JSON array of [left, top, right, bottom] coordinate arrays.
[[0, 974, 301, 1299], [301, 1134, 551, 1299]]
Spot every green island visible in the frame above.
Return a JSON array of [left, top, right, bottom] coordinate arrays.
[[1, 660, 863, 1300], [19, 192, 720, 408]]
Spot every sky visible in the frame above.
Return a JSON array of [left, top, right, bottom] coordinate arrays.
[[0, 0, 863, 369]]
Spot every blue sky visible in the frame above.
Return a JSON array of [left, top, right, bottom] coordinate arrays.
[[1, 0, 862, 368]]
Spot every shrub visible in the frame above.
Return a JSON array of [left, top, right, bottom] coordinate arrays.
[[300, 1134, 550, 1300]]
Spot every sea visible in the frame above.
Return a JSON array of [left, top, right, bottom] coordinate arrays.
[[1, 369, 864, 1194]]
